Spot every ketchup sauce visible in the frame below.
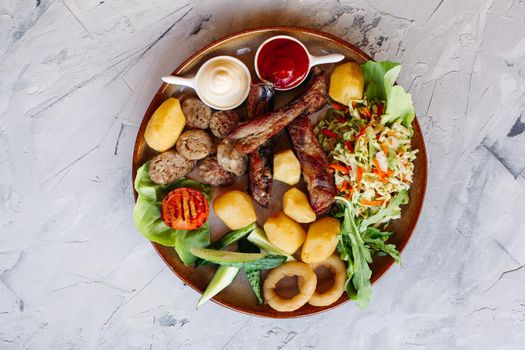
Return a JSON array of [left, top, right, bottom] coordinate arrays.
[[256, 38, 310, 89]]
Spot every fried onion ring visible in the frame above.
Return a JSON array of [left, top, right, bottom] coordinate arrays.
[[306, 255, 346, 307], [263, 262, 317, 312]]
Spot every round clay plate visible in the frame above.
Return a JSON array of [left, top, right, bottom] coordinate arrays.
[[132, 26, 428, 318]]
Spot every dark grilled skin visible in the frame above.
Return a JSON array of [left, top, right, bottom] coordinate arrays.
[[246, 82, 275, 208], [226, 68, 327, 155], [287, 115, 336, 215]]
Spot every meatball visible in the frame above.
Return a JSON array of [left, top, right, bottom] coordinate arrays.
[[176, 129, 214, 160], [209, 110, 241, 138], [182, 97, 212, 129], [198, 156, 235, 187], [148, 150, 195, 185]]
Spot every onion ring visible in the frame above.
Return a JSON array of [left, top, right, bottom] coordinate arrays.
[[263, 262, 317, 312], [306, 255, 346, 307]]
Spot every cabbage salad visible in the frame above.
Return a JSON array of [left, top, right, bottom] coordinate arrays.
[[316, 60, 418, 307]]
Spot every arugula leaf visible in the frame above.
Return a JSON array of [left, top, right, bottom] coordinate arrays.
[[337, 197, 373, 308], [363, 227, 393, 240], [360, 61, 415, 128], [365, 237, 401, 263], [133, 162, 213, 266]]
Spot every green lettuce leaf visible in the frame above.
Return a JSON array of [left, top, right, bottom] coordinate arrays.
[[359, 189, 409, 231], [133, 162, 213, 266], [360, 61, 415, 128]]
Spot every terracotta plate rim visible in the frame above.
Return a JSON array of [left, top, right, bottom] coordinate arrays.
[[131, 26, 428, 319]]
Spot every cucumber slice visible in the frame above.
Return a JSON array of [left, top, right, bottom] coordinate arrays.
[[247, 227, 296, 262], [197, 266, 239, 308], [209, 223, 256, 250], [245, 268, 263, 304], [192, 248, 266, 263], [195, 223, 256, 266], [190, 248, 286, 270]]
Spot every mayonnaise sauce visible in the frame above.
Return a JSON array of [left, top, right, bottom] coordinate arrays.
[[197, 57, 250, 110]]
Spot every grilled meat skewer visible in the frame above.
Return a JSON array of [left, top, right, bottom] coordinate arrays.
[[246, 82, 275, 208], [287, 115, 336, 215], [226, 67, 327, 155]]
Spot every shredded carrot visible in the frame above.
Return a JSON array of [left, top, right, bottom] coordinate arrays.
[[360, 199, 384, 206], [321, 129, 338, 138], [351, 101, 357, 108], [340, 180, 349, 192], [362, 108, 372, 118], [381, 142, 389, 155], [329, 163, 349, 174], [357, 167, 364, 184], [387, 130, 397, 137], [373, 159, 385, 175]]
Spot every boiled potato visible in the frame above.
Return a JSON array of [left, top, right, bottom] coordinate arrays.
[[144, 98, 186, 152], [213, 190, 257, 230], [273, 149, 301, 185], [329, 62, 364, 105], [283, 188, 316, 223], [301, 217, 341, 263], [263, 212, 306, 255]]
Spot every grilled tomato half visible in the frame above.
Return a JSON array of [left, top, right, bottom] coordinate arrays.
[[161, 188, 209, 230]]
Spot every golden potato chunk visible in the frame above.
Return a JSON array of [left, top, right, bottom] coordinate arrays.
[[263, 212, 306, 255], [329, 62, 364, 105], [283, 188, 316, 224], [213, 190, 257, 230], [273, 149, 301, 185], [145, 98, 186, 152], [301, 217, 341, 263]]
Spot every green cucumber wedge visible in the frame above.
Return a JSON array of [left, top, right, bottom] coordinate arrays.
[[195, 223, 256, 266], [190, 248, 286, 270], [247, 227, 295, 262], [245, 268, 263, 304], [197, 266, 239, 308]]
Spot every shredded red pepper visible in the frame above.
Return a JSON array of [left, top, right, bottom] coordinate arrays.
[[321, 129, 338, 138], [345, 141, 354, 153], [377, 103, 385, 116], [332, 103, 346, 111], [357, 127, 367, 139], [338, 116, 346, 123]]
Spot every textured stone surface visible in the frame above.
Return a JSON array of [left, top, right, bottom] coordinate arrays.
[[1, 0, 525, 349]]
